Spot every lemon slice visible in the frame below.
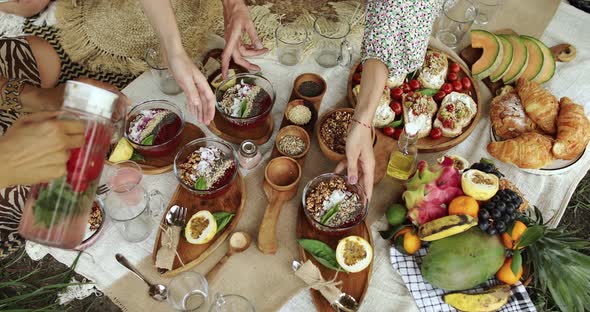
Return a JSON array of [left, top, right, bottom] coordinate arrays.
[[336, 236, 373, 273], [184, 211, 217, 245], [461, 169, 499, 201], [108, 138, 134, 162]]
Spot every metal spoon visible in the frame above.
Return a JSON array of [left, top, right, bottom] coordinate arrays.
[[115, 254, 168, 301], [291, 260, 360, 312]]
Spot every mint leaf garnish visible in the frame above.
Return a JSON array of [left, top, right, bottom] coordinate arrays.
[[141, 134, 154, 145], [320, 203, 341, 225], [194, 176, 208, 191], [239, 99, 248, 118]]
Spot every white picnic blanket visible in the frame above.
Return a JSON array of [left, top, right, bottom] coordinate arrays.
[[26, 2, 590, 311]]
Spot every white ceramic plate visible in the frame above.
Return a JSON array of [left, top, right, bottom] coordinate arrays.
[[489, 128, 585, 176]]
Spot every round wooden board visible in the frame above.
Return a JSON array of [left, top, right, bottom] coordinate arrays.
[[106, 122, 205, 175], [347, 48, 482, 153], [152, 172, 246, 277], [295, 208, 373, 311]]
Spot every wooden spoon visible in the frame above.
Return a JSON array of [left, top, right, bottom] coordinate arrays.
[[205, 231, 252, 282]]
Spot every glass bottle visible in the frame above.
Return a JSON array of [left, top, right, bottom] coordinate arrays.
[[386, 127, 418, 180], [238, 140, 261, 169], [18, 81, 118, 249]]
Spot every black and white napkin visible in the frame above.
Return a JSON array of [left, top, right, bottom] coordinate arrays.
[[390, 247, 537, 312]]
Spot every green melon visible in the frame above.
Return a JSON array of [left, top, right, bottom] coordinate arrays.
[[519, 36, 544, 82], [421, 228, 505, 291], [490, 36, 514, 82], [470, 30, 504, 80], [521, 35, 556, 84], [501, 34, 529, 84]]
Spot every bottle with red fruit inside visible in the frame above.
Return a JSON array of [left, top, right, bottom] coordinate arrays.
[[18, 81, 118, 249]]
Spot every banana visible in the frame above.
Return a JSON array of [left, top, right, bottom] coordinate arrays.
[[443, 284, 511, 312], [418, 215, 477, 241]]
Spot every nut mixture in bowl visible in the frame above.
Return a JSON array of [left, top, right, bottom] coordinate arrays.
[[320, 110, 352, 154], [305, 175, 364, 228], [177, 146, 236, 191]]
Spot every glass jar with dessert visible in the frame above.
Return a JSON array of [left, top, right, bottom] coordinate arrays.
[[18, 81, 118, 249]]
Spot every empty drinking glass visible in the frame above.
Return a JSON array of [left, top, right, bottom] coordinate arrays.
[[275, 23, 308, 66], [312, 16, 352, 68], [474, 0, 502, 25], [168, 272, 209, 311], [209, 294, 255, 312], [145, 47, 183, 95], [436, 0, 478, 49], [105, 183, 163, 242]]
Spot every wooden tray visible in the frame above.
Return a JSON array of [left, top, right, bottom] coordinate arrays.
[[152, 173, 246, 277], [296, 209, 373, 311], [347, 48, 482, 153], [106, 122, 205, 175]]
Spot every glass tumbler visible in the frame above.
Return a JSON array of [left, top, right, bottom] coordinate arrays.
[[436, 0, 478, 49], [168, 272, 209, 311], [209, 294, 255, 312], [312, 16, 352, 68], [104, 182, 163, 242], [275, 23, 307, 66], [474, 0, 502, 25], [145, 47, 183, 95]]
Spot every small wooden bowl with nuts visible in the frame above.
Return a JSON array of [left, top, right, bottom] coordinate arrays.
[[276, 125, 310, 159], [317, 108, 375, 162]]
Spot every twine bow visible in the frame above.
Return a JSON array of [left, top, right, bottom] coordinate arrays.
[[294, 260, 342, 305], [155, 223, 185, 270]]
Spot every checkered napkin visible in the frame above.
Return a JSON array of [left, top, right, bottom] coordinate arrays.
[[390, 247, 537, 312]]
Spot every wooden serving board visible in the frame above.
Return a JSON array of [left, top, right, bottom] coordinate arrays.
[[295, 209, 373, 311], [152, 173, 246, 277], [106, 122, 205, 175]]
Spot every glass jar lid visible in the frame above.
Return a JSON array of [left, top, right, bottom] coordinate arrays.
[[63, 81, 119, 119], [240, 140, 258, 157]]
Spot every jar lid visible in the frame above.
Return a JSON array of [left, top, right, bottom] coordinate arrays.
[[63, 81, 119, 119], [240, 140, 258, 157]]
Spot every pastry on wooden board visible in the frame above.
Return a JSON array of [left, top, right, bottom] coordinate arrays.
[[516, 78, 559, 135], [490, 90, 537, 139], [487, 132, 554, 169], [552, 97, 590, 160]]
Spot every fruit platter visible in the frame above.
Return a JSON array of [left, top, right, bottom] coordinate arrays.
[[347, 48, 482, 152], [380, 156, 590, 311]]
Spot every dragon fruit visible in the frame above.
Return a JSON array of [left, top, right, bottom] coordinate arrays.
[[402, 157, 463, 225]]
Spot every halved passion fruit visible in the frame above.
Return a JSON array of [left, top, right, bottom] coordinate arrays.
[[184, 210, 217, 244], [335, 236, 373, 273], [461, 169, 499, 201]]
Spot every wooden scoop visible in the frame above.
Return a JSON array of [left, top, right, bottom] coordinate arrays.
[[258, 157, 302, 254], [205, 231, 252, 282]]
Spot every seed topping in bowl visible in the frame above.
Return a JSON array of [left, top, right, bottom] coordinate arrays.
[[320, 110, 352, 154], [287, 105, 312, 125], [218, 82, 267, 118], [278, 135, 306, 156], [127, 108, 180, 145], [178, 147, 235, 191]]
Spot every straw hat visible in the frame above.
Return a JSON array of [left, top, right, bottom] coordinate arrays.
[[55, 0, 223, 75]]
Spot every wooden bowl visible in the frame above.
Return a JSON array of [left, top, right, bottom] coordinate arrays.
[[346, 48, 482, 153], [293, 73, 327, 105], [316, 108, 354, 162], [275, 125, 310, 159], [264, 156, 302, 191]]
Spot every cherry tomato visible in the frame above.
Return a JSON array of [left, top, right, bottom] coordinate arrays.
[[461, 77, 472, 90], [434, 91, 446, 102], [441, 83, 453, 94], [443, 119, 454, 129], [450, 63, 461, 73], [389, 101, 403, 115], [452, 80, 463, 92], [402, 83, 411, 93], [409, 79, 421, 90], [406, 91, 414, 98], [430, 128, 443, 139], [393, 127, 404, 140], [383, 126, 395, 137], [353, 73, 361, 84], [391, 87, 404, 100], [446, 104, 454, 112], [447, 72, 459, 81], [357, 63, 363, 72]]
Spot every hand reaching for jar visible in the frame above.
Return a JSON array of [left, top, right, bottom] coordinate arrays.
[[0, 112, 85, 188]]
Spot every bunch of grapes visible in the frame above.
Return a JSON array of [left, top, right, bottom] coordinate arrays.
[[469, 161, 504, 178], [478, 189, 523, 235]]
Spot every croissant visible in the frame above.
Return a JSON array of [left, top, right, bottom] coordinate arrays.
[[490, 90, 537, 140], [516, 78, 559, 135], [552, 97, 590, 160], [487, 132, 554, 169]]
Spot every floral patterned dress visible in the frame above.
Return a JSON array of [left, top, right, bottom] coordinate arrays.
[[362, 0, 444, 77]]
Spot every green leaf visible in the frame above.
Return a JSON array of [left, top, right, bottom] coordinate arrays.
[[379, 224, 411, 240], [141, 134, 154, 145], [213, 212, 235, 233], [407, 70, 419, 80], [194, 176, 208, 191], [517, 225, 545, 248], [511, 249, 522, 276], [239, 99, 248, 118], [297, 239, 343, 272], [417, 88, 438, 96], [320, 203, 340, 225], [387, 115, 404, 128], [130, 150, 144, 161]]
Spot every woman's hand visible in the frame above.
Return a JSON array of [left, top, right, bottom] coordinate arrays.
[[221, 0, 268, 78], [166, 50, 216, 124], [335, 114, 375, 200], [0, 112, 85, 188]]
